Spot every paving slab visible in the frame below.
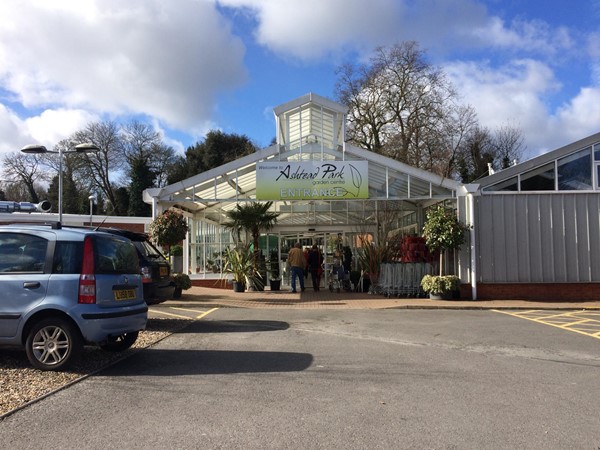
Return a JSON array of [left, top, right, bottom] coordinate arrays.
[[164, 286, 600, 310]]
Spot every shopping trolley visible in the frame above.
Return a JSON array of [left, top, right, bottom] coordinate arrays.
[[328, 261, 352, 293]]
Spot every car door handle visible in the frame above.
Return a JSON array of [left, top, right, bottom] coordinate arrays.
[[23, 282, 41, 289]]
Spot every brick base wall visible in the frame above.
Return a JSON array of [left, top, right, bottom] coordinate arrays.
[[473, 283, 600, 301], [191, 279, 230, 289]]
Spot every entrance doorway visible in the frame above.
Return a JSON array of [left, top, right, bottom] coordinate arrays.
[[277, 232, 352, 291]]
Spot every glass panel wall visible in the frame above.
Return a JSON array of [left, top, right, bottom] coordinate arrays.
[[557, 147, 592, 190], [192, 221, 234, 275], [483, 177, 518, 192], [520, 163, 555, 191]]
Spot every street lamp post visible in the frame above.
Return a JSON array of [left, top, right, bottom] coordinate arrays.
[[88, 195, 94, 225], [21, 143, 100, 223]]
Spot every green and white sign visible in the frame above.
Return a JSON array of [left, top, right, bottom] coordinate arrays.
[[256, 161, 369, 200]]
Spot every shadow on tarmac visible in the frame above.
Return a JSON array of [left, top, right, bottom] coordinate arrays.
[[176, 320, 290, 334], [103, 349, 314, 376]]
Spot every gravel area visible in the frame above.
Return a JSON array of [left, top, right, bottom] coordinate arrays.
[[0, 318, 191, 418]]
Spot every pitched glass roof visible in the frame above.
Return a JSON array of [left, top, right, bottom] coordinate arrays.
[[144, 93, 463, 227], [479, 132, 600, 193]]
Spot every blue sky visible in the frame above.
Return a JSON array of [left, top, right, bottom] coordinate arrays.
[[0, 0, 599, 162]]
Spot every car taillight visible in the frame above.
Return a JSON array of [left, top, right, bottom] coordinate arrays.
[[79, 236, 96, 304], [141, 266, 152, 283]]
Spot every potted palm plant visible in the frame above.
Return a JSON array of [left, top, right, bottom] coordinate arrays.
[[221, 245, 261, 292], [223, 201, 278, 291], [421, 205, 468, 299]]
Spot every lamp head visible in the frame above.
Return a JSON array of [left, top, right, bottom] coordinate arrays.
[[20, 144, 48, 154], [74, 143, 100, 153]]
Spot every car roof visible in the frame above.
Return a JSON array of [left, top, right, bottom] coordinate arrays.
[[0, 223, 134, 241], [94, 227, 148, 241]]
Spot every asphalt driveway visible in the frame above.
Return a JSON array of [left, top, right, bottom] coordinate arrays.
[[1, 308, 599, 449]]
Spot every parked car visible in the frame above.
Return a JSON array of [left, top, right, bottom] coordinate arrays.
[[0, 223, 148, 370], [98, 228, 176, 304]]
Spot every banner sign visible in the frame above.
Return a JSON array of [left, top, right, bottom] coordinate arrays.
[[256, 161, 369, 200]]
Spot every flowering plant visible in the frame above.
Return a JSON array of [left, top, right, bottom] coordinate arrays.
[[149, 208, 188, 254]]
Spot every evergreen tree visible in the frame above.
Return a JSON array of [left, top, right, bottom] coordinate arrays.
[[128, 159, 153, 216], [111, 187, 130, 216], [173, 131, 258, 183]]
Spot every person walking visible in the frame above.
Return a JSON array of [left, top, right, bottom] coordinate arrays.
[[307, 244, 323, 291], [287, 242, 306, 293]]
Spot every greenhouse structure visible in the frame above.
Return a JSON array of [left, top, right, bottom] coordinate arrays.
[[144, 93, 600, 301]]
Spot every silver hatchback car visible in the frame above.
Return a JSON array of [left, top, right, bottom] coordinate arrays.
[[0, 223, 148, 370]]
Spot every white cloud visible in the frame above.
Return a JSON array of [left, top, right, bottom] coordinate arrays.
[[0, 104, 98, 155], [0, 104, 30, 154], [467, 17, 573, 56], [445, 59, 600, 156], [553, 87, 600, 142], [218, 0, 404, 60], [0, 0, 247, 133], [446, 59, 558, 124], [25, 109, 99, 149], [218, 0, 574, 61]]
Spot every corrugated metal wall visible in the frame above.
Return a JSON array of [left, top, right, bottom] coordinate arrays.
[[476, 193, 600, 282]]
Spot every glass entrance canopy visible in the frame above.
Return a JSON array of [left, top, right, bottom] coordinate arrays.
[[143, 93, 463, 275]]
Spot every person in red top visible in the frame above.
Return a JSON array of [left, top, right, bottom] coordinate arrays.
[[307, 245, 323, 291]]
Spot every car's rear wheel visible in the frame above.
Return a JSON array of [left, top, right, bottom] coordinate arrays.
[[100, 331, 139, 352], [25, 318, 82, 371]]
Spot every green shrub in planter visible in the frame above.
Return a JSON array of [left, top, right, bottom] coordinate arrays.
[[420, 274, 460, 295], [173, 273, 192, 290], [172, 273, 192, 299]]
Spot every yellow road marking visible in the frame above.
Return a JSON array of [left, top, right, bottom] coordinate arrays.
[[171, 307, 209, 314], [559, 318, 592, 327], [493, 310, 600, 340], [148, 309, 192, 320], [196, 307, 219, 320], [149, 306, 219, 321]]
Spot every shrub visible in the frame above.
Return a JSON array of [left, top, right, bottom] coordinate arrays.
[[173, 273, 192, 290], [420, 274, 460, 295]]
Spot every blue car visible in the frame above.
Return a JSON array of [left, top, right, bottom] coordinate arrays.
[[0, 224, 148, 370]]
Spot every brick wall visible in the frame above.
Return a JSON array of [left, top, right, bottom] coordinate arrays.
[[191, 279, 230, 289], [473, 283, 600, 301]]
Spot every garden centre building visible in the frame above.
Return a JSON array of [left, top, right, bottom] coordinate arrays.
[[144, 93, 600, 301]]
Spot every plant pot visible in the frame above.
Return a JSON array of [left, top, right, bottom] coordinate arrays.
[[173, 287, 182, 299], [232, 281, 245, 292], [362, 278, 371, 293], [269, 279, 281, 291], [429, 291, 453, 300]]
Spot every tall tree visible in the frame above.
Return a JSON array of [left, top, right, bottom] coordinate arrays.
[[121, 120, 166, 216], [336, 41, 473, 176], [494, 124, 526, 169], [128, 159, 153, 216], [172, 131, 258, 183], [1, 152, 48, 203], [40, 140, 93, 214], [73, 121, 127, 215], [456, 125, 525, 183]]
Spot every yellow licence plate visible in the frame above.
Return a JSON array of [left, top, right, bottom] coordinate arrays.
[[114, 289, 136, 301], [160, 267, 168, 277]]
